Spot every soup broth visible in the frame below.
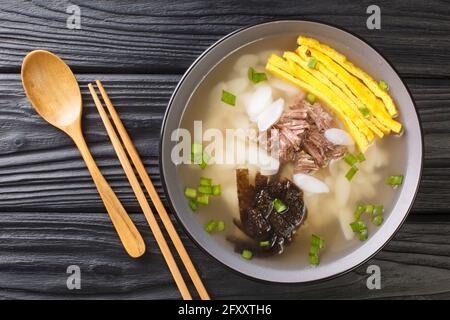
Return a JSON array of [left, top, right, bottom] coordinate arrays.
[[177, 34, 406, 268]]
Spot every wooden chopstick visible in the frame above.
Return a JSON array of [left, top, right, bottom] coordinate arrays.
[[88, 81, 210, 300]]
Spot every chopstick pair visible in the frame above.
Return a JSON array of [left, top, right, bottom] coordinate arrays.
[[88, 80, 209, 300]]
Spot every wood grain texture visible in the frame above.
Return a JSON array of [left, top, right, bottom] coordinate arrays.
[[0, 0, 449, 300], [0, 212, 448, 299], [0, 0, 449, 76]]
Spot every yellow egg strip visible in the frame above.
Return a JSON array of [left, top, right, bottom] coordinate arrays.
[[297, 36, 398, 117], [284, 51, 379, 140], [285, 57, 373, 142], [266, 55, 368, 151], [306, 47, 401, 133], [295, 46, 387, 136]]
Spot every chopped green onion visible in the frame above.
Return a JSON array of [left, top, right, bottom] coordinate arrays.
[[272, 198, 288, 213], [199, 177, 212, 186], [309, 235, 325, 266], [216, 220, 225, 232], [191, 143, 203, 164], [350, 220, 367, 232], [248, 67, 268, 84], [356, 152, 366, 162], [378, 80, 389, 91], [221, 90, 236, 106], [191, 143, 210, 169], [259, 240, 270, 247], [345, 166, 358, 181], [387, 175, 404, 187], [365, 204, 374, 214], [196, 194, 209, 205], [191, 142, 202, 154], [184, 187, 197, 199], [373, 205, 384, 216], [242, 249, 253, 260], [310, 254, 319, 266], [309, 245, 320, 256], [204, 220, 224, 233], [197, 185, 212, 195], [372, 215, 384, 226], [212, 185, 221, 196], [355, 204, 366, 220], [357, 229, 369, 241], [307, 57, 318, 69], [204, 220, 217, 233], [200, 151, 210, 170], [359, 105, 371, 119], [311, 234, 325, 249], [189, 200, 198, 211], [344, 153, 358, 166], [306, 93, 316, 104], [350, 220, 369, 241]]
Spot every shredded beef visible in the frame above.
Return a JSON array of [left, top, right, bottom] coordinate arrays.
[[259, 95, 347, 173]]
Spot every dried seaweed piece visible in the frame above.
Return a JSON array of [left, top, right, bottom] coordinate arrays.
[[231, 169, 307, 257]]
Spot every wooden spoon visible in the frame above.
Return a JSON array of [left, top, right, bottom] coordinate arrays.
[[21, 50, 145, 258]]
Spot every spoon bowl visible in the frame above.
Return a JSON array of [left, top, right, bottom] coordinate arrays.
[[21, 50, 146, 258], [22, 50, 82, 129]]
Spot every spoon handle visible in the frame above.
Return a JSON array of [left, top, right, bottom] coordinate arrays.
[[71, 130, 146, 258]]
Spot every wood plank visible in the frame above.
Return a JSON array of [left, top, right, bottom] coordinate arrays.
[[0, 74, 449, 213], [0, 212, 448, 299], [0, 0, 449, 76]]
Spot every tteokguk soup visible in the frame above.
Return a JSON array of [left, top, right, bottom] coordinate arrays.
[[177, 34, 405, 268]]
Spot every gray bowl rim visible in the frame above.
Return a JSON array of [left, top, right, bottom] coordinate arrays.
[[159, 19, 424, 284]]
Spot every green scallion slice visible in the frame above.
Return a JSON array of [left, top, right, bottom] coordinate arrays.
[[372, 215, 384, 226], [387, 174, 404, 187], [344, 153, 358, 166], [307, 57, 318, 69], [216, 220, 225, 232], [199, 151, 210, 170], [356, 152, 366, 162], [204, 220, 217, 233], [378, 80, 389, 91], [191, 143, 203, 164], [373, 205, 384, 216], [259, 240, 270, 247], [184, 187, 197, 199], [355, 204, 366, 220], [221, 90, 236, 106], [248, 67, 268, 84], [357, 229, 369, 241], [345, 166, 358, 181], [189, 200, 198, 211], [272, 198, 288, 213], [191, 143, 209, 169], [310, 254, 319, 266], [350, 220, 367, 233], [211, 185, 221, 196], [309, 245, 320, 256], [306, 93, 316, 104], [199, 177, 212, 186], [196, 194, 209, 205], [197, 185, 212, 195], [242, 249, 253, 260], [311, 234, 325, 249], [359, 105, 371, 119], [365, 204, 374, 214]]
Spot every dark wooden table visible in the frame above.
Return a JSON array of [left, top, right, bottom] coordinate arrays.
[[0, 0, 449, 300]]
